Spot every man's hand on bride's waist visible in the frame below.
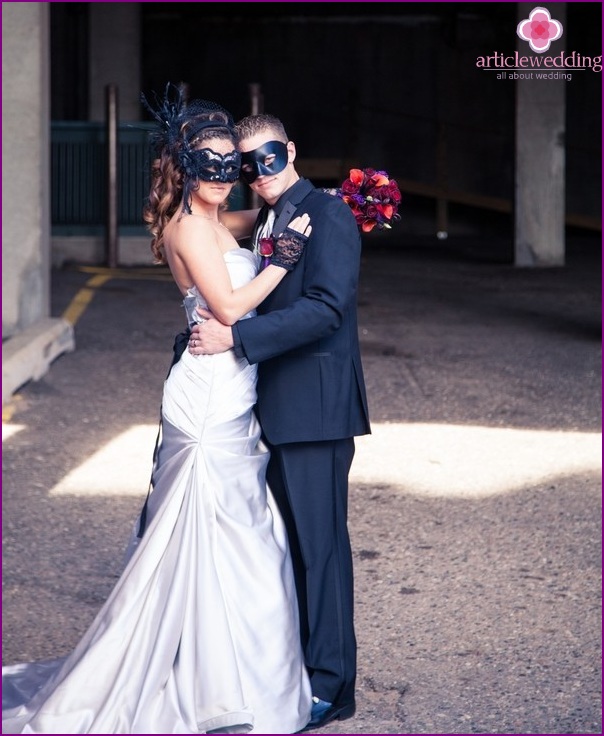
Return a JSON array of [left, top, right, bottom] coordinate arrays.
[[188, 309, 234, 355]]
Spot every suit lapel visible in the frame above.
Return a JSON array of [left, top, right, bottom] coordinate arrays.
[[272, 201, 298, 237], [252, 205, 270, 249]]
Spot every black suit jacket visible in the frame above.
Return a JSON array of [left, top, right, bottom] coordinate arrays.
[[234, 178, 371, 445]]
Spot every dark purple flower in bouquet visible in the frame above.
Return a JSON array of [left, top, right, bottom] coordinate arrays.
[[366, 185, 387, 203], [364, 203, 380, 220]]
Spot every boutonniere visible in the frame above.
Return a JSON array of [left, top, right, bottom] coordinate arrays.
[[258, 236, 275, 270]]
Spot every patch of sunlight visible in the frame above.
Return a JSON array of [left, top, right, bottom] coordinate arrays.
[[47, 422, 602, 499], [49, 425, 159, 497], [351, 423, 602, 498], [2, 423, 25, 441]]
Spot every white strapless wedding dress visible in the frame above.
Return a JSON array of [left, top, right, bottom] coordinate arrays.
[[2, 248, 312, 734]]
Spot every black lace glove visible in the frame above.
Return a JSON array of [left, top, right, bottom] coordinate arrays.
[[270, 227, 310, 271]]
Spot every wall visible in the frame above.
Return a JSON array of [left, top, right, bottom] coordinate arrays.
[[2, 2, 50, 337]]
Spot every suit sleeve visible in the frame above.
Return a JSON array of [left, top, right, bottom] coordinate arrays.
[[234, 195, 361, 364]]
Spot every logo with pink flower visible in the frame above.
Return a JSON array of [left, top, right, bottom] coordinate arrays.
[[517, 7, 563, 53]]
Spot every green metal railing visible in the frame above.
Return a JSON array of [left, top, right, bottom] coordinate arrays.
[[51, 121, 247, 236], [51, 122, 157, 235]]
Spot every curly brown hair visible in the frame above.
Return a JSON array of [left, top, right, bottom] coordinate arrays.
[[143, 114, 236, 264], [143, 152, 183, 264]]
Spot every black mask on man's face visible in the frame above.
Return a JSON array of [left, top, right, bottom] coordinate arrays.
[[240, 141, 288, 184]]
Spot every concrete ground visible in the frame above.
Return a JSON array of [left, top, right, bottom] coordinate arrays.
[[2, 232, 601, 734]]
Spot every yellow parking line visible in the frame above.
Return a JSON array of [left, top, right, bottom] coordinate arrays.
[[77, 265, 172, 280], [61, 274, 111, 326], [60, 266, 173, 327], [3, 404, 15, 422]]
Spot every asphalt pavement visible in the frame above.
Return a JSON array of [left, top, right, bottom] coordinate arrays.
[[2, 231, 601, 734]]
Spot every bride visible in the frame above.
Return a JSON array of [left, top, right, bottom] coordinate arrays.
[[2, 87, 312, 734]]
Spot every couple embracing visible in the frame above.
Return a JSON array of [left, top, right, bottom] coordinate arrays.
[[2, 86, 370, 734]]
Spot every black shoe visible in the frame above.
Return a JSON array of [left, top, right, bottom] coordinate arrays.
[[300, 697, 356, 731]]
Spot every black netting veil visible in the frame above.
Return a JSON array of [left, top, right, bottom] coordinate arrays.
[[141, 82, 235, 155]]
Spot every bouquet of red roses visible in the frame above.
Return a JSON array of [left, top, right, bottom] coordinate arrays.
[[337, 168, 401, 233]]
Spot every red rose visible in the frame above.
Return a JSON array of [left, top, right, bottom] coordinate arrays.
[[387, 181, 402, 204], [341, 178, 361, 195], [258, 237, 274, 257]]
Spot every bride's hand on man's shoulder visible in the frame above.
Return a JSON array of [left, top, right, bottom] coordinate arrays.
[[287, 213, 312, 238]]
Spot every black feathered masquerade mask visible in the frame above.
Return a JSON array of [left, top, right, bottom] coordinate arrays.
[[141, 83, 241, 212]]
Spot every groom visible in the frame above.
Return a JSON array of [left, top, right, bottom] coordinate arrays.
[[189, 113, 371, 730]]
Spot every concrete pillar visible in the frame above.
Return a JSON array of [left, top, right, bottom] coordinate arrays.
[[89, 3, 141, 121], [2, 2, 51, 335], [514, 3, 566, 266], [2, 3, 74, 403]]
